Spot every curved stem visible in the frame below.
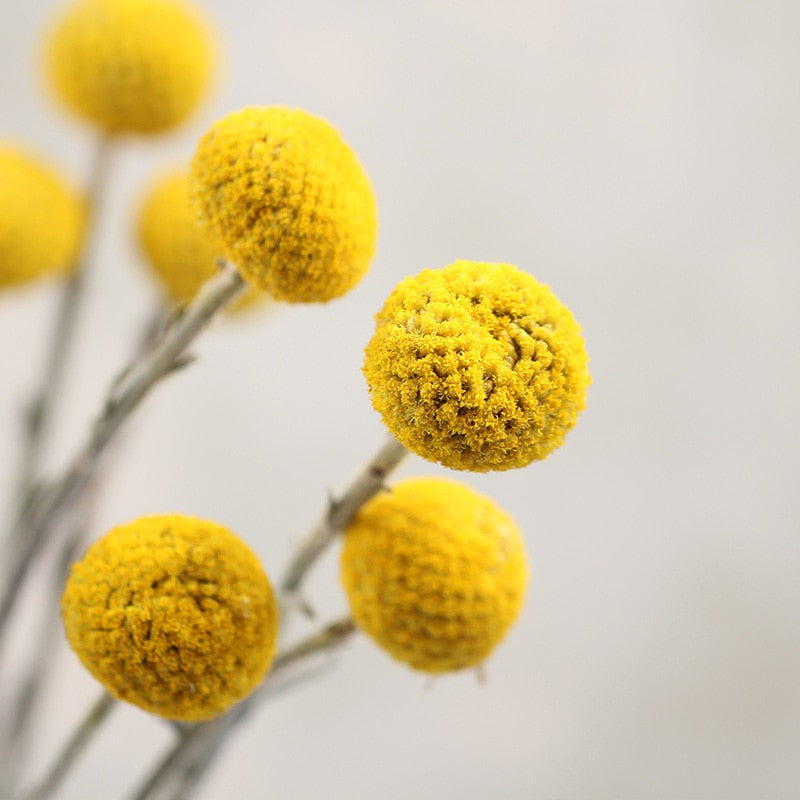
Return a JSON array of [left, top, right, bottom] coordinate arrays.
[[0, 262, 248, 640], [19, 691, 116, 800]]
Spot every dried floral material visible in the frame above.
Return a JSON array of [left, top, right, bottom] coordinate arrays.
[[0, 145, 84, 289], [341, 477, 528, 673], [191, 106, 378, 302], [364, 260, 590, 471], [44, 0, 215, 134], [61, 515, 279, 721], [137, 168, 267, 312]]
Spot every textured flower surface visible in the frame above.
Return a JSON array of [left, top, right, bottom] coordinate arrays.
[[0, 145, 84, 289], [61, 514, 278, 721], [137, 168, 267, 312], [341, 477, 528, 673], [191, 106, 378, 302], [44, 0, 214, 134], [364, 260, 590, 471]]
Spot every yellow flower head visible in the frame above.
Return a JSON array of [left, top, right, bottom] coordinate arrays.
[[341, 477, 529, 673], [137, 168, 268, 313], [364, 260, 590, 471], [0, 145, 84, 289], [61, 514, 279, 721], [44, 0, 215, 134], [190, 106, 378, 302]]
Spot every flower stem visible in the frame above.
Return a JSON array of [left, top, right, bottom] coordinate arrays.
[[20, 691, 116, 800], [0, 262, 248, 640], [279, 434, 409, 609]]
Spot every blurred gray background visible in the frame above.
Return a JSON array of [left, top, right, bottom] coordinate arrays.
[[1, 0, 799, 797]]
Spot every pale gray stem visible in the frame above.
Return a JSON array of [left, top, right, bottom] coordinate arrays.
[[0, 263, 248, 639], [19, 691, 116, 800], [128, 619, 357, 800], [279, 434, 408, 605]]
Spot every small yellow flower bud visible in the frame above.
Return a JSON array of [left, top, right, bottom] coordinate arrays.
[[0, 145, 84, 289], [61, 514, 279, 721], [190, 106, 378, 302], [136, 168, 268, 313], [43, 0, 215, 134], [364, 260, 590, 471], [341, 477, 529, 673]]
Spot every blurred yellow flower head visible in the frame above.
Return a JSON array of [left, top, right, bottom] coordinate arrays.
[[61, 514, 279, 721], [191, 106, 378, 302], [341, 476, 529, 673], [137, 167, 268, 313], [44, 0, 215, 134], [0, 145, 84, 289], [364, 260, 590, 471]]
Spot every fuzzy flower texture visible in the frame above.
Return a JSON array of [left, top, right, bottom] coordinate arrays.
[[341, 477, 528, 673], [191, 106, 378, 302], [61, 515, 279, 721], [0, 145, 84, 289], [364, 261, 590, 471], [44, 0, 214, 134]]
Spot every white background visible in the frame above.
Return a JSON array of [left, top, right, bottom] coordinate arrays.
[[1, 1, 799, 798]]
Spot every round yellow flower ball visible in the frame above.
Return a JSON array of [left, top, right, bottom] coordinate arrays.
[[0, 145, 84, 289], [341, 477, 529, 673], [364, 260, 590, 471], [44, 0, 215, 134], [137, 168, 267, 312], [191, 106, 378, 302], [61, 514, 279, 721]]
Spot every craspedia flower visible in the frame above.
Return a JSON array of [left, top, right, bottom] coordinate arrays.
[[0, 145, 84, 289], [364, 260, 590, 471], [61, 514, 279, 721], [341, 477, 528, 673], [137, 168, 267, 312], [44, 0, 215, 134], [191, 106, 378, 302]]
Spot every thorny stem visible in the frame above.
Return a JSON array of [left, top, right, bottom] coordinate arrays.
[[128, 619, 357, 800], [19, 691, 116, 800], [13, 134, 113, 518], [279, 434, 409, 609], [0, 262, 248, 640]]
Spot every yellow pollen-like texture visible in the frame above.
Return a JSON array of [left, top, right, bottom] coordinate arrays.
[[137, 168, 267, 313], [0, 145, 84, 289], [61, 515, 279, 721], [190, 106, 378, 302], [44, 0, 215, 134], [341, 477, 529, 673], [364, 260, 590, 471]]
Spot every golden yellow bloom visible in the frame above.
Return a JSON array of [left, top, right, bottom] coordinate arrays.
[[364, 261, 590, 471], [0, 145, 84, 289], [341, 477, 528, 673], [44, 0, 215, 134], [137, 168, 267, 313], [191, 106, 378, 302], [62, 514, 279, 721]]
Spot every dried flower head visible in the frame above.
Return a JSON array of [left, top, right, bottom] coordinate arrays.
[[61, 514, 279, 721], [341, 477, 528, 673], [44, 0, 215, 134], [0, 145, 84, 289], [364, 260, 590, 471], [190, 106, 378, 302], [137, 168, 267, 312]]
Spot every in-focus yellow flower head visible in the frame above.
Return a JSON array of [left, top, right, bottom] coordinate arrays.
[[364, 261, 590, 471], [191, 106, 378, 302], [44, 0, 215, 134], [0, 145, 84, 290], [341, 477, 528, 673], [61, 514, 279, 721], [137, 168, 268, 313]]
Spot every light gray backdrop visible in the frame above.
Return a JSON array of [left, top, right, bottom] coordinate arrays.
[[1, 1, 799, 798]]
